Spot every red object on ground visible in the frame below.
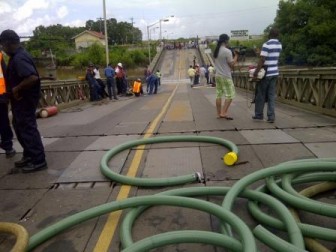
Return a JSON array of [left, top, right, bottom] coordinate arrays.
[[39, 106, 58, 118]]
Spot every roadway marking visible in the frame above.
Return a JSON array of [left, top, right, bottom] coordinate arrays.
[[93, 83, 179, 252]]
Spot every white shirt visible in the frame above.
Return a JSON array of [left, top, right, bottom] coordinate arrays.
[[93, 68, 101, 79]]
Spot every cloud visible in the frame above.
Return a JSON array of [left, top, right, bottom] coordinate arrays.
[[15, 14, 51, 34], [57, 5, 68, 19], [0, 2, 12, 14], [65, 19, 86, 28], [14, 0, 49, 21]]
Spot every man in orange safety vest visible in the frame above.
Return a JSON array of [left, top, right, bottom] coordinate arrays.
[[0, 50, 16, 158], [132, 78, 143, 97]]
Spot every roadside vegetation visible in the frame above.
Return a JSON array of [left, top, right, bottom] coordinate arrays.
[[24, 18, 151, 69]]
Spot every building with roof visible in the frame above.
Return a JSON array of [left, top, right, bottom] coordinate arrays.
[[72, 30, 106, 50]]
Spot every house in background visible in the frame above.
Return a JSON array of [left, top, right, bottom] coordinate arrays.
[[73, 30, 105, 50]]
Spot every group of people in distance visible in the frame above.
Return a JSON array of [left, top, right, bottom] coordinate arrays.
[[86, 62, 126, 101], [85, 63, 162, 101], [188, 64, 215, 87]]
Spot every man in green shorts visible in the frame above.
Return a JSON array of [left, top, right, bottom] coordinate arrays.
[[213, 34, 238, 119]]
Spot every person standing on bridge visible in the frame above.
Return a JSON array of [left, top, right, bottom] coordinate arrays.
[[0, 30, 47, 173], [213, 34, 238, 120], [252, 27, 282, 123], [104, 63, 118, 100], [208, 64, 215, 85], [0, 49, 16, 158], [187, 65, 195, 86]]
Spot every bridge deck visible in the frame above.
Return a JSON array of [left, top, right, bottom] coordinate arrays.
[[1, 49, 335, 252]]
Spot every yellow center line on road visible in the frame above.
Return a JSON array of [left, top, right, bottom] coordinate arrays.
[[93, 82, 179, 252]]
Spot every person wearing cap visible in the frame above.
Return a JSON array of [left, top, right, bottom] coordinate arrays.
[[213, 33, 238, 120], [115, 62, 126, 96], [0, 29, 47, 172], [0, 49, 16, 158], [252, 27, 282, 123]]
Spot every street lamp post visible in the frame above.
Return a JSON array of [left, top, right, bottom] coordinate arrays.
[[146, 16, 174, 64]]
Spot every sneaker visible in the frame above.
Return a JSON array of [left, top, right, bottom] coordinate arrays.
[[267, 119, 275, 123], [252, 116, 263, 121], [5, 149, 16, 159], [15, 157, 32, 168], [22, 161, 48, 173]]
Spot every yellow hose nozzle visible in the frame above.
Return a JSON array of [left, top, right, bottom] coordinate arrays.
[[224, 152, 238, 166]]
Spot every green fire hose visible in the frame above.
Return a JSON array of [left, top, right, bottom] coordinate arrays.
[[22, 136, 335, 251], [119, 186, 305, 250], [100, 135, 239, 187]]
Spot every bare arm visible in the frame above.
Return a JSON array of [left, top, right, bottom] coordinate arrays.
[[12, 75, 39, 100], [228, 51, 239, 70], [253, 56, 265, 79]]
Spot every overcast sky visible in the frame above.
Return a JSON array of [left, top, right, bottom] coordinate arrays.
[[0, 0, 280, 40]]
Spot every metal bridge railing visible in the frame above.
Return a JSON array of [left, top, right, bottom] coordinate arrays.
[[40, 79, 89, 108], [233, 67, 336, 117]]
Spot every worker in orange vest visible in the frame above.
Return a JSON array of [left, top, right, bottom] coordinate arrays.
[[132, 78, 143, 97], [0, 50, 16, 158]]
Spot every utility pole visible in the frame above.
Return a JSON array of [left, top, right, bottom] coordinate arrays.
[[102, 0, 109, 66], [130, 17, 135, 44]]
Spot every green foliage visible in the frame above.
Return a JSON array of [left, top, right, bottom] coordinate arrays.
[[71, 43, 105, 68], [230, 39, 264, 50], [24, 19, 143, 68], [274, 0, 336, 66], [70, 44, 149, 69], [109, 46, 149, 69], [86, 18, 142, 45]]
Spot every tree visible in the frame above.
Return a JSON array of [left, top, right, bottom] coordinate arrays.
[[274, 0, 336, 66], [24, 19, 144, 67], [87, 18, 142, 45]]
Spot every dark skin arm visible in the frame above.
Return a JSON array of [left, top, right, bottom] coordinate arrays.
[[12, 75, 39, 100], [253, 55, 265, 80]]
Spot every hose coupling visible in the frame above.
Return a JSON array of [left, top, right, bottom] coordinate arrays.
[[195, 172, 205, 183]]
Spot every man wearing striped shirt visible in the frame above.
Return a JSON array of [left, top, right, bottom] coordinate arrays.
[[252, 28, 282, 123]]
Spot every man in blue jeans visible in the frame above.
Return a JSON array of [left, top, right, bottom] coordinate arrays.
[[252, 28, 282, 123], [104, 63, 118, 100], [146, 73, 158, 95]]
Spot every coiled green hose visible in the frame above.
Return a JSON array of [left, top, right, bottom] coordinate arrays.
[[24, 136, 335, 251]]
